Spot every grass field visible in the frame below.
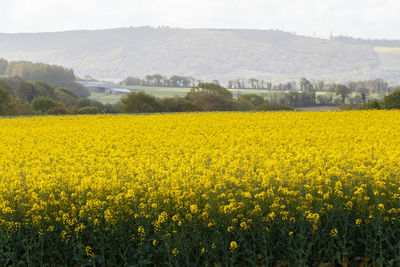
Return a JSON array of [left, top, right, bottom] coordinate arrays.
[[1, 111, 400, 265], [88, 92, 123, 104], [89, 85, 352, 105]]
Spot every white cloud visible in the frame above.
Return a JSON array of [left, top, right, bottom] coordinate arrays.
[[0, 0, 399, 39]]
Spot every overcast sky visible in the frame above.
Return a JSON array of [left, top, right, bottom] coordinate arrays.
[[1, 0, 399, 39]]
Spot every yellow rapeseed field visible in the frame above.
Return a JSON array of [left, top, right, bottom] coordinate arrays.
[[1, 111, 400, 265]]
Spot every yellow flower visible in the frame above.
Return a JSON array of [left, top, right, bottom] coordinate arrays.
[[172, 248, 179, 256], [330, 228, 338, 237], [240, 221, 249, 230], [85, 245, 95, 258], [0, 111, 400, 258], [229, 241, 238, 251]]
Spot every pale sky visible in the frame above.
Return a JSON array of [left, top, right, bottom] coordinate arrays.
[[1, 0, 399, 39]]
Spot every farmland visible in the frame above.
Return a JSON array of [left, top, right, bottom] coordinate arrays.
[[89, 85, 365, 105], [1, 111, 400, 265]]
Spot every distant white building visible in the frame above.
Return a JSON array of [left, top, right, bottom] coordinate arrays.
[[77, 81, 130, 95], [106, 88, 131, 95]]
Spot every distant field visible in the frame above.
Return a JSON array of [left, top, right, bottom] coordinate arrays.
[[88, 85, 375, 105], [124, 85, 333, 99], [125, 85, 190, 97], [90, 86, 285, 104], [88, 92, 122, 104], [373, 46, 400, 70]]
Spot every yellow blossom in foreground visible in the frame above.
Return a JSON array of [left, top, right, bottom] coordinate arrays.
[[0, 111, 400, 259], [229, 241, 238, 251], [330, 228, 338, 237]]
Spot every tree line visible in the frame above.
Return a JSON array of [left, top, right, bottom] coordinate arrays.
[[120, 73, 393, 97], [120, 74, 397, 107], [0, 76, 117, 116], [121, 74, 201, 88], [0, 59, 91, 98], [0, 79, 292, 116], [3, 76, 400, 116], [120, 83, 292, 113], [119, 82, 400, 113]]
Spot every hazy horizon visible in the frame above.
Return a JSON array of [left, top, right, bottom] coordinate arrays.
[[1, 0, 400, 40]]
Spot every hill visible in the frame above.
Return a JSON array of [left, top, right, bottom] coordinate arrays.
[[0, 27, 399, 82]]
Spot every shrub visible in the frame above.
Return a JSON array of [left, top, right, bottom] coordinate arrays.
[[383, 89, 400, 109], [77, 106, 99, 114], [47, 106, 71, 115], [31, 96, 59, 113], [256, 103, 293, 111], [120, 91, 160, 113], [357, 100, 383, 110]]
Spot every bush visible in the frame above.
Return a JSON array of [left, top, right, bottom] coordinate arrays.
[[77, 106, 99, 114], [55, 88, 79, 106], [357, 100, 383, 110], [104, 103, 120, 114], [186, 83, 234, 111], [240, 94, 265, 107], [89, 100, 105, 113], [233, 98, 254, 111], [158, 97, 202, 112], [47, 106, 72, 115], [61, 82, 91, 98], [0, 85, 16, 115], [256, 103, 293, 111], [338, 104, 354, 110], [31, 96, 59, 113], [11, 103, 35, 115], [120, 91, 160, 113], [383, 89, 400, 109], [77, 98, 92, 108]]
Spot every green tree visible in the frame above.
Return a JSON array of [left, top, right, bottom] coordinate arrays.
[[234, 98, 254, 111], [315, 80, 325, 91], [335, 84, 351, 103], [300, 78, 313, 91], [77, 98, 92, 108], [55, 88, 79, 106], [33, 81, 57, 99], [383, 89, 400, 109], [356, 87, 369, 103], [152, 74, 164, 86], [158, 97, 201, 112], [0, 58, 8, 75], [186, 83, 233, 111], [121, 76, 142, 86], [120, 91, 160, 113], [0, 85, 16, 115], [248, 78, 259, 89], [144, 75, 153, 86], [240, 94, 265, 107], [31, 96, 58, 113], [357, 100, 383, 110]]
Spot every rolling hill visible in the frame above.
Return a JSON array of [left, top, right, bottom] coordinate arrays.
[[0, 27, 399, 82]]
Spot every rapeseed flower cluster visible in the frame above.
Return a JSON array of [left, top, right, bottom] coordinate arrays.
[[1, 111, 400, 265]]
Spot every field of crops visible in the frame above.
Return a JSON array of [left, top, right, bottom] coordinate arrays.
[[1, 111, 400, 265]]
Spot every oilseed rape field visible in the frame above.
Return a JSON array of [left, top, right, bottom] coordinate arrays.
[[1, 111, 400, 265]]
